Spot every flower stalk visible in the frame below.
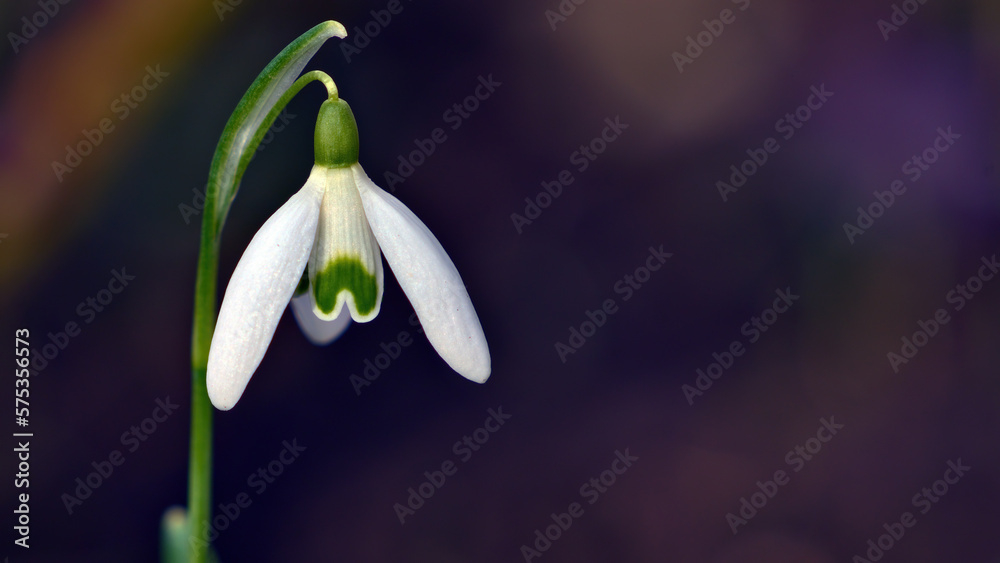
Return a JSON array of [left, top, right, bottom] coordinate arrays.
[[178, 17, 491, 561], [181, 21, 346, 562]]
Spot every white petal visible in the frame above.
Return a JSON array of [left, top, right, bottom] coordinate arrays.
[[291, 292, 351, 345], [353, 164, 491, 383], [308, 166, 384, 322], [207, 172, 324, 410]]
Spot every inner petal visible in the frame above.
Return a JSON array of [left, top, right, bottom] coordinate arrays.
[[309, 166, 384, 322]]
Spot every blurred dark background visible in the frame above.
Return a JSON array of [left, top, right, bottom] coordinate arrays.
[[2, 0, 1000, 561]]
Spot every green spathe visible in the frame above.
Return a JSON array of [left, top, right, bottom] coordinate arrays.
[[205, 20, 347, 237], [313, 256, 378, 317], [315, 98, 360, 168]]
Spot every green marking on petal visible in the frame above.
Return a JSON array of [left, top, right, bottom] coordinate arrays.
[[294, 268, 310, 297], [313, 256, 379, 317]]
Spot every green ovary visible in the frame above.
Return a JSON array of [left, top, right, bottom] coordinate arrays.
[[313, 257, 378, 316]]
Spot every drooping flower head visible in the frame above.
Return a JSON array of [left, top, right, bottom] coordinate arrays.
[[207, 93, 490, 410]]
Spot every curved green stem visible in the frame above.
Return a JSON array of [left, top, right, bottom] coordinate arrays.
[[209, 69, 340, 240], [187, 74, 328, 563], [184, 21, 346, 563], [304, 70, 338, 100]]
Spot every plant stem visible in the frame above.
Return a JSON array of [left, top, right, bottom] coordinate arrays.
[[184, 68, 335, 563], [188, 230, 219, 563]]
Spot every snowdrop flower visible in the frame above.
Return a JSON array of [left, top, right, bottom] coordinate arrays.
[[207, 95, 490, 410]]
